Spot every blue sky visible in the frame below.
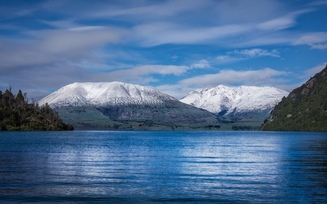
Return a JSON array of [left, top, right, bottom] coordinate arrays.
[[0, 0, 327, 99]]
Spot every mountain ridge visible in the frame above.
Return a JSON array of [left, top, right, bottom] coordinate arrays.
[[39, 82, 221, 130], [39, 81, 176, 107], [180, 85, 288, 114]]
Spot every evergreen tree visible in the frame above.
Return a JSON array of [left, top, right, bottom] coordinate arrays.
[[0, 89, 73, 131], [16, 90, 25, 103]]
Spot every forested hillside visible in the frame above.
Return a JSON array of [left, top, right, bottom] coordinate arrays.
[[0, 89, 73, 131], [261, 65, 327, 131]]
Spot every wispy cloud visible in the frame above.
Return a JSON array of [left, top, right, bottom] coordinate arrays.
[[180, 68, 288, 87], [94, 0, 208, 21], [0, 0, 326, 100], [155, 68, 289, 98], [310, 0, 327, 6], [123, 2, 314, 47], [216, 55, 245, 64], [93, 60, 213, 84], [294, 32, 327, 49], [113, 65, 188, 77], [190, 60, 211, 69], [216, 48, 280, 64], [303, 62, 327, 78], [257, 9, 313, 31], [0, 26, 127, 70], [132, 22, 252, 46], [0, 25, 128, 98], [232, 48, 280, 58], [0, 63, 93, 99], [0, 1, 40, 21], [155, 84, 194, 99], [35, 27, 126, 56], [92, 64, 189, 84]]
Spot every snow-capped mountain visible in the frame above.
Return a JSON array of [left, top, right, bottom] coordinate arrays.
[[38, 82, 221, 130], [39, 81, 176, 107], [180, 85, 288, 115]]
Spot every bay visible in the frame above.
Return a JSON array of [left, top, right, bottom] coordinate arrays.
[[0, 131, 326, 203]]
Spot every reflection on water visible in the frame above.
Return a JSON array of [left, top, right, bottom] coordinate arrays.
[[0, 131, 326, 203]]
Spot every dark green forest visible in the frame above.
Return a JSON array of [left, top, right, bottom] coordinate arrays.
[[0, 89, 73, 131], [261, 65, 327, 131]]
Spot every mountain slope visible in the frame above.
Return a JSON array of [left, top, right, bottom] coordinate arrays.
[[39, 82, 221, 130], [261, 65, 327, 131]]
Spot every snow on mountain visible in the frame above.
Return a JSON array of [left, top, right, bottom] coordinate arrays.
[[39, 82, 176, 107], [180, 85, 288, 114]]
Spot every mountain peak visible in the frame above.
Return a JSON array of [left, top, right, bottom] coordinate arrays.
[[39, 81, 176, 107], [180, 85, 288, 114]]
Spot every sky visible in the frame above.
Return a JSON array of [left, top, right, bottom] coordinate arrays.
[[0, 0, 327, 100]]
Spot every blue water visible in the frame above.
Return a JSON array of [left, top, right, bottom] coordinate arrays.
[[0, 131, 326, 203]]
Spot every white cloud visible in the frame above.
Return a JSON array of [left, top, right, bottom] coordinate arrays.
[[213, 0, 283, 23], [0, 27, 127, 70], [304, 62, 327, 78], [257, 9, 313, 31], [93, 61, 212, 87], [116, 1, 312, 47], [155, 84, 194, 99], [90, 0, 283, 26], [74, 64, 191, 89], [294, 32, 327, 49], [3, 1, 317, 49], [1, 0, 325, 100], [275, 62, 327, 93], [96, 0, 208, 21], [35, 27, 126, 55], [132, 22, 252, 46], [0, 63, 94, 100], [153, 68, 289, 98], [216, 55, 245, 64], [40, 19, 79, 29], [258, 16, 295, 31], [310, 0, 327, 6], [235, 32, 295, 47], [191, 60, 210, 69], [95, 64, 188, 83], [127, 65, 188, 76], [180, 68, 288, 87], [0, 26, 128, 99], [216, 48, 280, 64], [232, 48, 280, 57]]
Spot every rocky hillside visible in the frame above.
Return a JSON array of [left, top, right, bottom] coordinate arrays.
[[261, 64, 327, 131]]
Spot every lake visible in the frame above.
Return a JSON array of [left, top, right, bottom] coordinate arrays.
[[0, 131, 326, 203]]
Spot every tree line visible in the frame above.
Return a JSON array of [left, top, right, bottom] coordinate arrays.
[[0, 89, 73, 131]]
